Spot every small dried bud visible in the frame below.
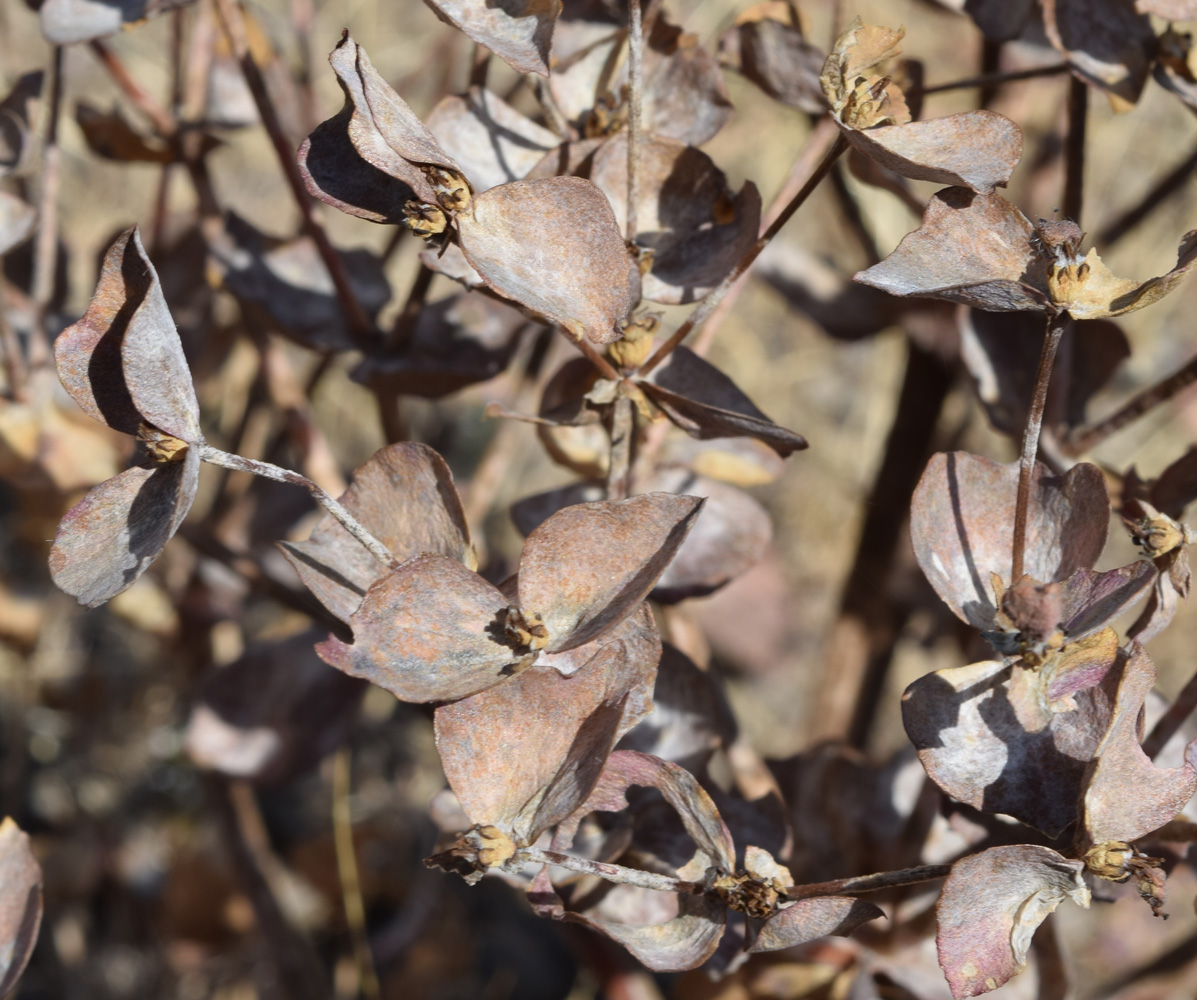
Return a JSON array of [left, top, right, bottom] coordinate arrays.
[[404, 201, 448, 239], [1034, 218, 1085, 269], [503, 606, 550, 651], [583, 88, 629, 138], [608, 313, 659, 370], [427, 166, 471, 212], [138, 423, 190, 463], [703, 867, 784, 919], [473, 824, 517, 868], [1126, 511, 1190, 558], [1084, 842, 1170, 917], [1083, 841, 1133, 882]]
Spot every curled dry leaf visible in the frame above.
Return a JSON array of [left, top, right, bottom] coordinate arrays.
[[1082, 642, 1197, 846], [424, 0, 562, 77], [425, 88, 559, 193], [209, 214, 391, 352], [456, 176, 635, 345], [0, 72, 43, 179], [589, 133, 762, 305], [717, 0, 827, 114], [0, 817, 42, 997], [642, 347, 808, 457], [186, 630, 367, 785], [903, 636, 1120, 838], [1041, 0, 1155, 107], [50, 227, 203, 607], [910, 452, 1108, 632], [281, 442, 472, 624], [856, 188, 1050, 312], [559, 749, 735, 971], [937, 846, 1089, 999], [318, 493, 701, 702], [354, 291, 528, 398], [39, 0, 195, 45], [434, 605, 659, 847], [1048, 232, 1197, 320]]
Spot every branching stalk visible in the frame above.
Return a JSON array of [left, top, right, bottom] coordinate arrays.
[[786, 864, 952, 900], [1012, 311, 1069, 582], [200, 445, 398, 569], [625, 0, 643, 244], [607, 393, 634, 500], [516, 847, 700, 895], [639, 131, 849, 377], [915, 62, 1069, 96]]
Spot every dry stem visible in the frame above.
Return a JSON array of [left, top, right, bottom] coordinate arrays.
[[625, 0, 644, 244]]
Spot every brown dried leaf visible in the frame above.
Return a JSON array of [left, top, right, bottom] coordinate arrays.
[[186, 630, 366, 785], [910, 452, 1109, 631], [590, 133, 761, 305], [641, 347, 808, 457], [843, 111, 1022, 195], [49, 452, 200, 608], [1042, 0, 1155, 106], [903, 651, 1119, 837], [76, 103, 174, 164], [426, 87, 559, 192], [717, 1, 827, 113], [0, 191, 35, 257], [751, 897, 883, 953], [961, 310, 1129, 438], [518, 492, 704, 651], [0, 817, 42, 996], [855, 188, 1050, 312], [316, 554, 516, 703], [1050, 233, 1197, 320], [55, 227, 201, 444], [424, 0, 562, 77], [1083, 642, 1197, 845], [39, 0, 194, 45], [456, 176, 634, 344], [937, 846, 1088, 999], [209, 213, 391, 352], [354, 291, 526, 398], [326, 32, 465, 207], [434, 606, 658, 844]]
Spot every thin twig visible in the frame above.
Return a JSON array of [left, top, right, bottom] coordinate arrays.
[[1063, 75, 1087, 225], [785, 864, 952, 901], [1144, 668, 1197, 759], [607, 394, 634, 500], [200, 444, 398, 569], [30, 45, 63, 369], [1012, 312, 1069, 582], [625, 0, 643, 244], [211, 0, 377, 347], [517, 847, 700, 895], [914, 62, 1070, 97], [468, 44, 490, 89], [0, 284, 29, 403], [639, 132, 849, 377], [332, 748, 382, 1000], [1066, 353, 1197, 455], [89, 39, 178, 136], [1096, 140, 1197, 248], [388, 264, 435, 350], [570, 329, 623, 382]]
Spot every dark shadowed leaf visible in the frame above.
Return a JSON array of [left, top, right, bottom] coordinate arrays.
[[0, 192, 35, 257], [0, 72, 43, 179], [961, 310, 1129, 438], [590, 133, 761, 305], [855, 188, 1050, 312], [434, 606, 658, 845], [326, 33, 465, 207], [298, 104, 414, 225], [937, 846, 1088, 999], [281, 443, 471, 623], [426, 87, 559, 192], [424, 0, 562, 76], [209, 214, 391, 352], [518, 493, 704, 651], [55, 227, 201, 443], [49, 453, 200, 608], [39, 0, 194, 44], [0, 817, 42, 997], [751, 897, 883, 953], [903, 647, 1119, 837], [316, 554, 516, 703], [456, 176, 635, 344], [1041, 0, 1154, 107], [642, 347, 808, 457], [961, 0, 1040, 42], [186, 630, 366, 785], [1059, 562, 1155, 640], [1083, 642, 1197, 845], [910, 452, 1109, 630], [717, 1, 827, 113], [76, 103, 174, 163], [1150, 447, 1197, 519], [353, 291, 527, 398]]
